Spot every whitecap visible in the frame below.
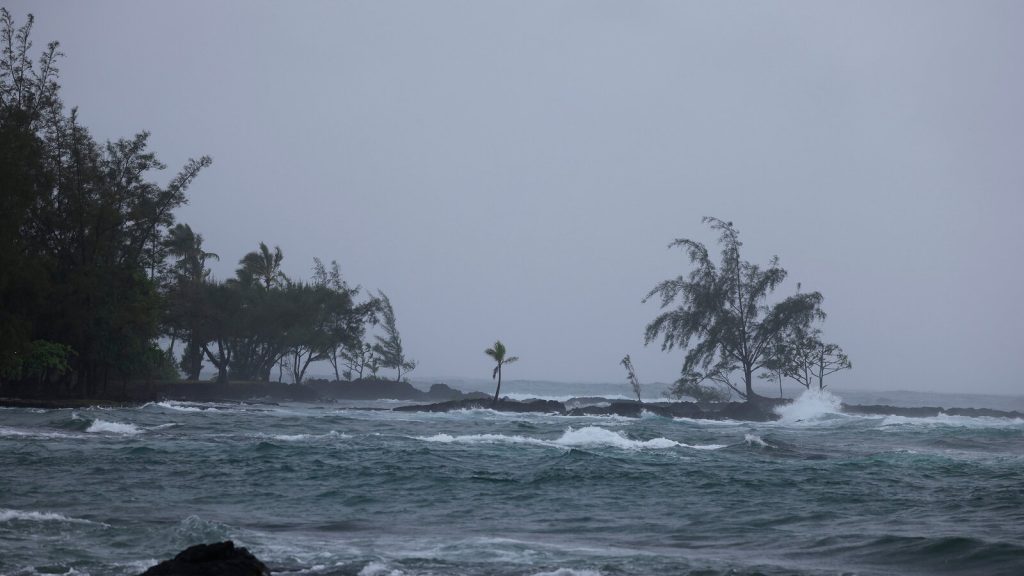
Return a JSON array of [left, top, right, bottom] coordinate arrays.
[[555, 426, 678, 450], [0, 426, 75, 440], [744, 433, 772, 448], [532, 570, 603, 576], [879, 413, 1024, 429], [417, 432, 550, 448], [358, 561, 404, 576], [417, 426, 720, 451], [260, 430, 351, 442], [0, 508, 107, 526], [85, 419, 140, 434]]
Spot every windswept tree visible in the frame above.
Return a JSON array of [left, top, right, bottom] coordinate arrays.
[[338, 342, 375, 381], [644, 217, 823, 402], [165, 224, 218, 283], [284, 258, 378, 385], [237, 242, 287, 290], [373, 291, 415, 382], [485, 340, 518, 407], [620, 354, 642, 403], [313, 258, 380, 382], [163, 223, 218, 379]]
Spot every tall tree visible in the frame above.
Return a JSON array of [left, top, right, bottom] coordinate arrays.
[[0, 10, 210, 394], [312, 258, 380, 382], [372, 291, 415, 382], [224, 243, 291, 381], [644, 217, 822, 402], [485, 340, 518, 407], [163, 223, 218, 379]]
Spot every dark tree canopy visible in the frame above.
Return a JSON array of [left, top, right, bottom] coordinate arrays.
[[644, 217, 824, 402], [0, 9, 210, 394], [0, 11, 389, 395]]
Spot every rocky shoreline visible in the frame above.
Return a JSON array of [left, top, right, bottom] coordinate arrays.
[[2, 380, 1021, 421], [392, 396, 1024, 421]]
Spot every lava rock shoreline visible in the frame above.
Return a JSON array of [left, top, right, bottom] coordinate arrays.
[[392, 397, 1024, 421]]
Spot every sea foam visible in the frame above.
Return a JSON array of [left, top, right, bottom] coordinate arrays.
[[879, 413, 1024, 429], [744, 433, 772, 448], [418, 426, 723, 451], [0, 508, 106, 526], [358, 561, 404, 576], [85, 419, 140, 434]]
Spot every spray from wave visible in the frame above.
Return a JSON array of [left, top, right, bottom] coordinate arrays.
[[774, 389, 844, 423], [85, 419, 141, 434]]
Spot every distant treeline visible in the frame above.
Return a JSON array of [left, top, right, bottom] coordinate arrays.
[[0, 11, 411, 396]]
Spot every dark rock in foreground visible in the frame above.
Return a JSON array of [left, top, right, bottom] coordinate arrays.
[[393, 397, 566, 414], [140, 541, 269, 576]]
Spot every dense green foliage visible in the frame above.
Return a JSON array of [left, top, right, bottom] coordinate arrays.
[[0, 11, 402, 394], [0, 10, 209, 395], [645, 217, 848, 402]]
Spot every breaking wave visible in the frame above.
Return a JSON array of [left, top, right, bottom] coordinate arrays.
[[85, 419, 141, 434], [775, 389, 844, 423], [0, 508, 107, 526], [418, 426, 724, 451]]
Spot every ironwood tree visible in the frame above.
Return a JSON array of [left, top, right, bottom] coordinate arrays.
[[644, 217, 823, 402]]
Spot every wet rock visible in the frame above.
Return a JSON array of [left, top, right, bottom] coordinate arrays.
[[140, 541, 269, 576], [568, 401, 643, 417], [841, 404, 1023, 419], [393, 397, 566, 414], [712, 401, 780, 422]]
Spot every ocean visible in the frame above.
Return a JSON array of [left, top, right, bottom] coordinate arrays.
[[1, 385, 1022, 575]]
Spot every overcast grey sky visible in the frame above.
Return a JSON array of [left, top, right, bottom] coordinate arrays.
[[12, 1, 1023, 394]]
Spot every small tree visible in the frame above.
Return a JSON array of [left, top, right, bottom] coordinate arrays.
[[339, 342, 374, 381], [373, 291, 415, 382], [779, 328, 851, 390], [620, 354, 642, 403], [485, 340, 518, 407]]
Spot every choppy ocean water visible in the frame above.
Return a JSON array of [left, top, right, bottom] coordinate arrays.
[[2, 387, 1023, 576]]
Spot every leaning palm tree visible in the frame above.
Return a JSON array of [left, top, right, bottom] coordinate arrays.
[[164, 223, 218, 282], [237, 242, 287, 289], [485, 340, 519, 407]]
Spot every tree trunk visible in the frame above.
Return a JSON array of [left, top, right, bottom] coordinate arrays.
[[491, 365, 502, 407], [743, 365, 755, 401]]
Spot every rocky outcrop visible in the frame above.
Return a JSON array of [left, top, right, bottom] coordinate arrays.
[[394, 397, 785, 420], [157, 382, 320, 403], [841, 404, 1023, 419], [140, 541, 269, 576], [393, 397, 566, 414], [307, 379, 490, 402]]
